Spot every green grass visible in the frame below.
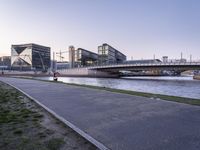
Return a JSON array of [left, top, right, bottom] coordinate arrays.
[[13, 129, 23, 135], [33, 113, 44, 118], [46, 138, 65, 150], [0, 82, 66, 150]]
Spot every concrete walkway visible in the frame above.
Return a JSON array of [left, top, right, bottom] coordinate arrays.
[[1, 77, 200, 150]]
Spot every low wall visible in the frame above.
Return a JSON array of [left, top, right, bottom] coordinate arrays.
[[58, 68, 119, 78], [0, 70, 51, 77], [0, 69, 119, 78], [193, 75, 200, 80]]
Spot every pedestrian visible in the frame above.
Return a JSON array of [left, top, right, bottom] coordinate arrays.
[[53, 72, 58, 81]]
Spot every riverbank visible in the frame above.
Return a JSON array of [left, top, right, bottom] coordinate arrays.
[[1, 77, 200, 150], [0, 81, 97, 150], [193, 75, 200, 80], [62, 82, 200, 106], [12, 76, 200, 106], [35, 76, 200, 99]]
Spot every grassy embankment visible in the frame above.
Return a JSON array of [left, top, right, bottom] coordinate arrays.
[[0, 81, 97, 150]]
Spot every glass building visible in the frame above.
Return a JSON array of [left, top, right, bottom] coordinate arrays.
[[75, 48, 98, 67], [0, 56, 11, 68], [11, 43, 50, 71], [69, 46, 98, 68], [98, 43, 126, 65]]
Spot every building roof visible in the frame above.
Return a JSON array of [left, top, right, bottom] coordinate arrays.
[[99, 43, 126, 57], [77, 48, 98, 56], [12, 43, 50, 49]]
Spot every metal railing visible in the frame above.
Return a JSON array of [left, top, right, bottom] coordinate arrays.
[[87, 62, 200, 69], [56, 61, 200, 71]]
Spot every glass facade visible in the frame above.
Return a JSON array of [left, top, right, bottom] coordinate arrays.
[[69, 47, 98, 68], [98, 43, 126, 65], [75, 48, 98, 67], [11, 43, 50, 70], [0, 56, 11, 68]]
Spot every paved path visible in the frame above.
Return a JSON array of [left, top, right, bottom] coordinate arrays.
[[1, 77, 200, 150]]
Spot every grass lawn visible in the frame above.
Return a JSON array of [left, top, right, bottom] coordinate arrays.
[[0, 81, 97, 150]]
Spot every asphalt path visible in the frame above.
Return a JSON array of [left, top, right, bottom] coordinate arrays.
[[0, 77, 200, 150]]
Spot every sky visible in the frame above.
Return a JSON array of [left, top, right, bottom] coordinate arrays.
[[0, 0, 200, 60]]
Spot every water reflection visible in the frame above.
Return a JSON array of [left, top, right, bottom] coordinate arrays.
[[35, 76, 200, 99]]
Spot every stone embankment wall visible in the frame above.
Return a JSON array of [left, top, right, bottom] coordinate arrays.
[[193, 75, 200, 80], [0, 70, 50, 77], [0, 68, 119, 78], [58, 68, 119, 78]]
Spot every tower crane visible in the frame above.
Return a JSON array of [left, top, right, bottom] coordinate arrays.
[[56, 50, 68, 62]]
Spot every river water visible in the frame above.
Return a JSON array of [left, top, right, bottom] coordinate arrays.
[[35, 76, 200, 99]]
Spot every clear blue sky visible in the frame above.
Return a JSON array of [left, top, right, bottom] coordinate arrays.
[[0, 0, 200, 60]]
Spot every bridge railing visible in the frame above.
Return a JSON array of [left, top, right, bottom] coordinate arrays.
[[87, 61, 200, 69], [56, 61, 200, 71]]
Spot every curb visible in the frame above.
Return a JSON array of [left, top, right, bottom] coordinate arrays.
[[4, 81, 109, 150]]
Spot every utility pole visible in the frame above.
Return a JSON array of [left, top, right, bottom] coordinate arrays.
[[190, 54, 192, 62], [181, 52, 183, 60], [53, 52, 55, 72], [59, 50, 62, 61]]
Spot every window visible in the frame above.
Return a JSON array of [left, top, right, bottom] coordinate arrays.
[[105, 45, 109, 50], [98, 46, 102, 51]]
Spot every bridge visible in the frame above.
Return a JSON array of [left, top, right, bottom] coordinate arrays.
[[57, 62, 200, 77]]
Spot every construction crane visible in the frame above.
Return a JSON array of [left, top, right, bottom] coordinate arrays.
[[56, 50, 68, 62]]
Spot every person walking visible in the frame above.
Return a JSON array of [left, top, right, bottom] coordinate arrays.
[[53, 72, 58, 81]]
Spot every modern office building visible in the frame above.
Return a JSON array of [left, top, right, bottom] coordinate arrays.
[[74, 48, 98, 67], [11, 43, 50, 70], [98, 43, 126, 65], [0, 56, 11, 68], [162, 56, 168, 63], [56, 61, 70, 70], [68, 46, 98, 68]]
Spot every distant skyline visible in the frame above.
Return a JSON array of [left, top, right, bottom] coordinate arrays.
[[0, 0, 200, 60]]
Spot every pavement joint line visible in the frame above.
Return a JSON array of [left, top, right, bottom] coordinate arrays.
[[2, 80, 110, 150]]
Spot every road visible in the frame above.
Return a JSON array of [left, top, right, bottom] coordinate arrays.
[[0, 77, 200, 150]]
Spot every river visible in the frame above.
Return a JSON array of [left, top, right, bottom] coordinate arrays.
[[35, 76, 200, 99]]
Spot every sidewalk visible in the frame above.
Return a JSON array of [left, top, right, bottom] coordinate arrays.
[[0, 77, 200, 150]]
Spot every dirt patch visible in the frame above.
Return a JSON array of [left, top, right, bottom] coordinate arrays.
[[0, 81, 98, 150]]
